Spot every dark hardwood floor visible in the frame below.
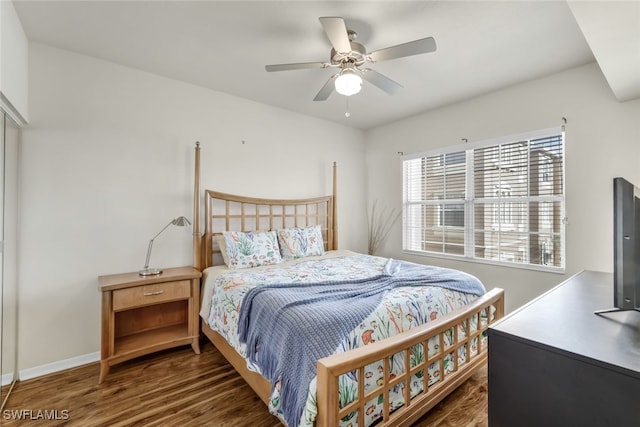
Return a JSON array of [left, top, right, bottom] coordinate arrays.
[[2, 341, 488, 426]]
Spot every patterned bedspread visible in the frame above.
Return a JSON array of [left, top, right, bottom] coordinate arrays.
[[200, 250, 484, 427]]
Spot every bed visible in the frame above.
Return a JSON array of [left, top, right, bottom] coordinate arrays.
[[191, 143, 505, 427]]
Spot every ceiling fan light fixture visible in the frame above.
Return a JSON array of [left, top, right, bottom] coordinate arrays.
[[265, 17, 436, 101], [335, 69, 362, 96]]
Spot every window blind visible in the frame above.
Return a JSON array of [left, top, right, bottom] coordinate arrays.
[[402, 128, 565, 271]]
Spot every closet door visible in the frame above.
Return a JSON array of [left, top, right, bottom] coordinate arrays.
[[0, 112, 5, 392], [1, 111, 19, 403]]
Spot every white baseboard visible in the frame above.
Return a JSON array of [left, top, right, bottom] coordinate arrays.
[[2, 372, 16, 386], [19, 352, 100, 381]]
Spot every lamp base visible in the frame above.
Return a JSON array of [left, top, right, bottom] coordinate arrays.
[[139, 267, 162, 276]]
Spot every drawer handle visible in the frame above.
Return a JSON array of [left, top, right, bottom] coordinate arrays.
[[143, 290, 165, 296]]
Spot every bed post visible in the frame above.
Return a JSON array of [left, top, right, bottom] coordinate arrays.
[[193, 142, 202, 270], [332, 161, 338, 250]]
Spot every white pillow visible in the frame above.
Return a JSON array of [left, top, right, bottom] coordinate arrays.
[[214, 234, 229, 266]]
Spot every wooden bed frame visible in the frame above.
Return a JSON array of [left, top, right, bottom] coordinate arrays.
[[191, 143, 505, 426]]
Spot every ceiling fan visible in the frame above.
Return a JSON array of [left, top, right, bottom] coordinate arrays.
[[265, 16, 437, 101]]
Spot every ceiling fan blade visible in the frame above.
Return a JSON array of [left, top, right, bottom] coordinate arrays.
[[368, 37, 437, 62], [313, 74, 338, 101], [319, 17, 351, 53], [265, 62, 328, 72], [361, 68, 403, 95]]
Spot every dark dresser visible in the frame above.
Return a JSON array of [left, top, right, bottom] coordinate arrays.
[[488, 270, 640, 426]]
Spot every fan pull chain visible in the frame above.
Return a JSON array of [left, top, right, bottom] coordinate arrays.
[[345, 96, 351, 118]]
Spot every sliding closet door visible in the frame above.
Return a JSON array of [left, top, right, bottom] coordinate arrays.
[[1, 111, 19, 404], [0, 112, 4, 395]]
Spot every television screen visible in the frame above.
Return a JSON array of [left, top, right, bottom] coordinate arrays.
[[612, 177, 640, 311], [595, 177, 640, 315]]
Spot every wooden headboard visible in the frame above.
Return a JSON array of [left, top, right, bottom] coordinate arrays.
[[192, 143, 338, 270]]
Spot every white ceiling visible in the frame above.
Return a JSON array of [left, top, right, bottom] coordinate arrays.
[[12, 1, 640, 130]]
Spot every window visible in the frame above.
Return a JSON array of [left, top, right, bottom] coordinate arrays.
[[402, 127, 565, 271], [493, 183, 513, 226], [438, 197, 465, 228]]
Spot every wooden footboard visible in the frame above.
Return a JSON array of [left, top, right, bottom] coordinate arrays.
[[201, 288, 504, 427], [315, 287, 504, 427]]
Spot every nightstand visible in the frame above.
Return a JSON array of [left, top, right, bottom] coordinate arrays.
[[98, 266, 202, 384]]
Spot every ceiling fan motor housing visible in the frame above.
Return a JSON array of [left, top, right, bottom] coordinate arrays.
[[331, 41, 367, 66]]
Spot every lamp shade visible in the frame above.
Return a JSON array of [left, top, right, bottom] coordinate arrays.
[[335, 70, 363, 96], [171, 216, 191, 227]]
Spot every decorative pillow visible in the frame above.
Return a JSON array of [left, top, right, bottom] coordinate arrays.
[[276, 225, 325, 260], [222, 230, 282, 269]]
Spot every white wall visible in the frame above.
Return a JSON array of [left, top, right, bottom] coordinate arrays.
[[18, 43, 367, 372], [365, 62, 640, 313], [0, 0, 29, 123]]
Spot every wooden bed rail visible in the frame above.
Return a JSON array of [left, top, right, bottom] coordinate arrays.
[[315, 287, 504, 427]]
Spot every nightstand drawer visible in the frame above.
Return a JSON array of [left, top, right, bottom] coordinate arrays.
[[112, 280, 191, 311]]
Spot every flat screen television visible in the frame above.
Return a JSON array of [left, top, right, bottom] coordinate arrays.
[[596, 177, 640, 315]]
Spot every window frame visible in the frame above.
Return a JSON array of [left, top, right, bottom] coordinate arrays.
[[401, 126, 566, 273]]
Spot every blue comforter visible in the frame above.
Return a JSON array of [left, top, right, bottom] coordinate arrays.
[[237, 258, 485, 427]]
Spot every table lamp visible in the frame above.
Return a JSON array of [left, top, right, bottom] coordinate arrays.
[[139, 216, 191, 276]]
